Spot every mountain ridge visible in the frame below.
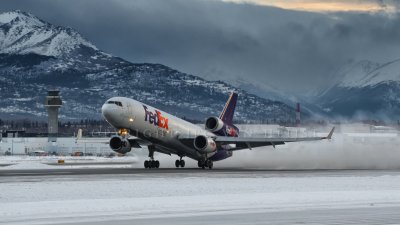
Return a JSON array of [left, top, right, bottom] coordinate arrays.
[[314, 59, 400, 120], [0, 10, 298, 123]]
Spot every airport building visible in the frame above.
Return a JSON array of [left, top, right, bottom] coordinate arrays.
[[0, 90, 115, 156], [44, 90, 62, 142], [0, 137, 112, 156]]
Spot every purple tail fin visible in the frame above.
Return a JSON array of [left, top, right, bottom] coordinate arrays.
[[219, 92, 238, 125]]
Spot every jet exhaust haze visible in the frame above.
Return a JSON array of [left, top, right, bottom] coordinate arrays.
[[221, 126, 400, 170], [134, 125, 400, 170]]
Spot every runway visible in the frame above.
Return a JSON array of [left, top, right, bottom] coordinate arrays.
[[2, 167, 400, 178], [2, 168, 400, 225], [57, 206, 400, 225]]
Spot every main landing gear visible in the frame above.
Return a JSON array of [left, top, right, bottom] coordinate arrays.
[[144, 145, 160, 169], [144, 160, 160, 169], [198, 159, 213, 169], [175, 157, 185, 168]]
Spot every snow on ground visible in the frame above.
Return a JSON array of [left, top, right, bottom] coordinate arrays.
[[1, 170, 400, 224], [0, 156, 138, 170], [1, 128, 400, 223]]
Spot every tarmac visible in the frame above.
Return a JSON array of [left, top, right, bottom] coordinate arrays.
[[2, 167, 400, 225]]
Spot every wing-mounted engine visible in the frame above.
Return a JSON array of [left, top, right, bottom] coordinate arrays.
[[109, 136, 131, 154], [205, 116, 239, 137], [193, 135, 217, 153]]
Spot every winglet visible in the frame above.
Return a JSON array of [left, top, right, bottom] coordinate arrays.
[[324, 127, 335, 140]]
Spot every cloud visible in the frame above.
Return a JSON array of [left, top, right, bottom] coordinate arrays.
[[222, 0, 399, 14], [1, 0, 400, 94]]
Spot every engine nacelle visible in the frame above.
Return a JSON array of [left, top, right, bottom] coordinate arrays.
[[205, 117, 224, 132], [109, 136, 131, 154], [194, 135, 217, 153], [205, 116, 239, 137]]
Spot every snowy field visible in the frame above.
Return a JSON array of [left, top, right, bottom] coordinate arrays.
[[1, 169, 400, 224], [0, 156, 138, 169], [1, 129, 400, 224]]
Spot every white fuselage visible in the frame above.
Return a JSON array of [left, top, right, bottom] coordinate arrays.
[[102, 97, 216, 160]]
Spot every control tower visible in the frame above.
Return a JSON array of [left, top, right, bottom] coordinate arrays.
[[44, 90, 63, 142]]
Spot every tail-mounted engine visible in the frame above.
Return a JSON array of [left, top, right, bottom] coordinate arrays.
[[109, 136, 131, 154], [205, 117, 224, 132], [205, 116, 239, 137], [193, 135, 217, 153]]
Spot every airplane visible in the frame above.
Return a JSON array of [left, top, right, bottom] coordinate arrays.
[[101, 92, 334, 169]]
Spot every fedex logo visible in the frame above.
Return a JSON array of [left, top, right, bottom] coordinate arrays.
[[225, 125, 238, 137], [226, 127, 237, 137], [143, 105, 169, 130]]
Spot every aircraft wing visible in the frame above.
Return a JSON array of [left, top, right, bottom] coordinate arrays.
[[214, 127, 334, 151]]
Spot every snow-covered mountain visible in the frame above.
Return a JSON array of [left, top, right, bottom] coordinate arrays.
[[0, 10, 297, 123], [324, 59, 400, 89], [231, 78, 329, 119], [0, 10, 97, 57], [315, 59, 400, 119]]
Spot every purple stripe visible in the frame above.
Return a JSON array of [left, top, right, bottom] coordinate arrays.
[[220, 92, 238, 125]]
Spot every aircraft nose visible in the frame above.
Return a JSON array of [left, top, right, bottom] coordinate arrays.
[[101, 102, 113, 121]]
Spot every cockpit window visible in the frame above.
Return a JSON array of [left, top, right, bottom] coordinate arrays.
[[107, 101, 123, 107]]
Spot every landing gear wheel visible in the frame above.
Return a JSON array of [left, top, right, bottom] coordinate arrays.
[[198, 160, 206, 169], [145, 160, 160, 169], [200, 159, 213, 169], [175, 159, 185, 168], [207, 160, 213, 169]]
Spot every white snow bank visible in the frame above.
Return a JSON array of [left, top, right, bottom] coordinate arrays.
[[0, 156, 138, 170], [1, 173, 400, 224]]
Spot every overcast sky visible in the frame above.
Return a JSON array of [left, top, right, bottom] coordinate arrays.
[[1, 0, 400, 94]]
